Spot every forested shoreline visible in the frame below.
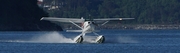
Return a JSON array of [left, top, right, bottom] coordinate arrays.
[[0, 0, 180, 31], [0, 0, 62, 31], [43, 0, 180, 24]]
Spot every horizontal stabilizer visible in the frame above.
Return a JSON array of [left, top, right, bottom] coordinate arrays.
[[66, 30, 82, 32]]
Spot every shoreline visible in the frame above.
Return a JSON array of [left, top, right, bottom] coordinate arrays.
[[63, 24, 180, 30], [102, 24, 180, 30]]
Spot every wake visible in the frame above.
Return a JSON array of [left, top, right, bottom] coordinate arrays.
[[29, 32, 75, 43], [0, 31, 139, 43], [0, 32, 75, 43]]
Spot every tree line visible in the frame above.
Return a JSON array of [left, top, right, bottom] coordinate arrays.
[[43, 0, 180, 24], [0, 0, 62, 31]]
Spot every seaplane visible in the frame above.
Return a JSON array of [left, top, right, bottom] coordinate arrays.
[[40, 17, 134, 43]]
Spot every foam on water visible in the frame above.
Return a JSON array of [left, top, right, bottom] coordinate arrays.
[[29, 31, 75, 43], [0, 31, 140, 43], [0, 31, 76, 43], [83, 36, 97, 43]]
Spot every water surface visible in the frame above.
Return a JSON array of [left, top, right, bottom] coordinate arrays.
[[0, 29, 180, 53]]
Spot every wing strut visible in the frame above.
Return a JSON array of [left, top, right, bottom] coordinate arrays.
[[101, 21, 109, 26], [69, 20, 83, 29]]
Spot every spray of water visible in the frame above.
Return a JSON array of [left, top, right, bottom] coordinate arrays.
[[0, 31, 139, 43], [83, 36, 97, 43], [29, 32, 139, 43], [29, 31, 75, 43]]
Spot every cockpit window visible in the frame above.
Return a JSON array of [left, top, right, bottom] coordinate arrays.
[[88, 22, 91, 24]]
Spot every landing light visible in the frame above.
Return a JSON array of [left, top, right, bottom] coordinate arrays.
[[40, 18, 43, 20]]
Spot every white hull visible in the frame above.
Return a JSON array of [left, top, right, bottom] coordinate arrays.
[[74, 35, 105, 43], [74, 36, 83, 43], [95, 35, 105, 43]]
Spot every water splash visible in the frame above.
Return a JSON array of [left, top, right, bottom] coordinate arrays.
[[29, 31, 75, 43], [0, 31, 139, 43]]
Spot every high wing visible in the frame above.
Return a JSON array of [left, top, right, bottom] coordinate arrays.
[[40, 17, 134, 27], [93, 18, 134, 26], [40, 17, 85, 23], [93, 18, 134, 21], [41, 17, 134, 23], [41, 17, 84, 29]]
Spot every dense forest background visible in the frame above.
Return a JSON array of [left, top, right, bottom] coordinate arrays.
[[0, 0, 62, 31], [43, 0, 180, 24]]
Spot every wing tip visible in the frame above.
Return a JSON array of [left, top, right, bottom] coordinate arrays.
[[40, 17, 44, 20], [119, 18, 123, 20], [119, 18, 135, 20]]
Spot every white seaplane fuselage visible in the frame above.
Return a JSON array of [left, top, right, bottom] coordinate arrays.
[[82, 21, 95, 33]]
